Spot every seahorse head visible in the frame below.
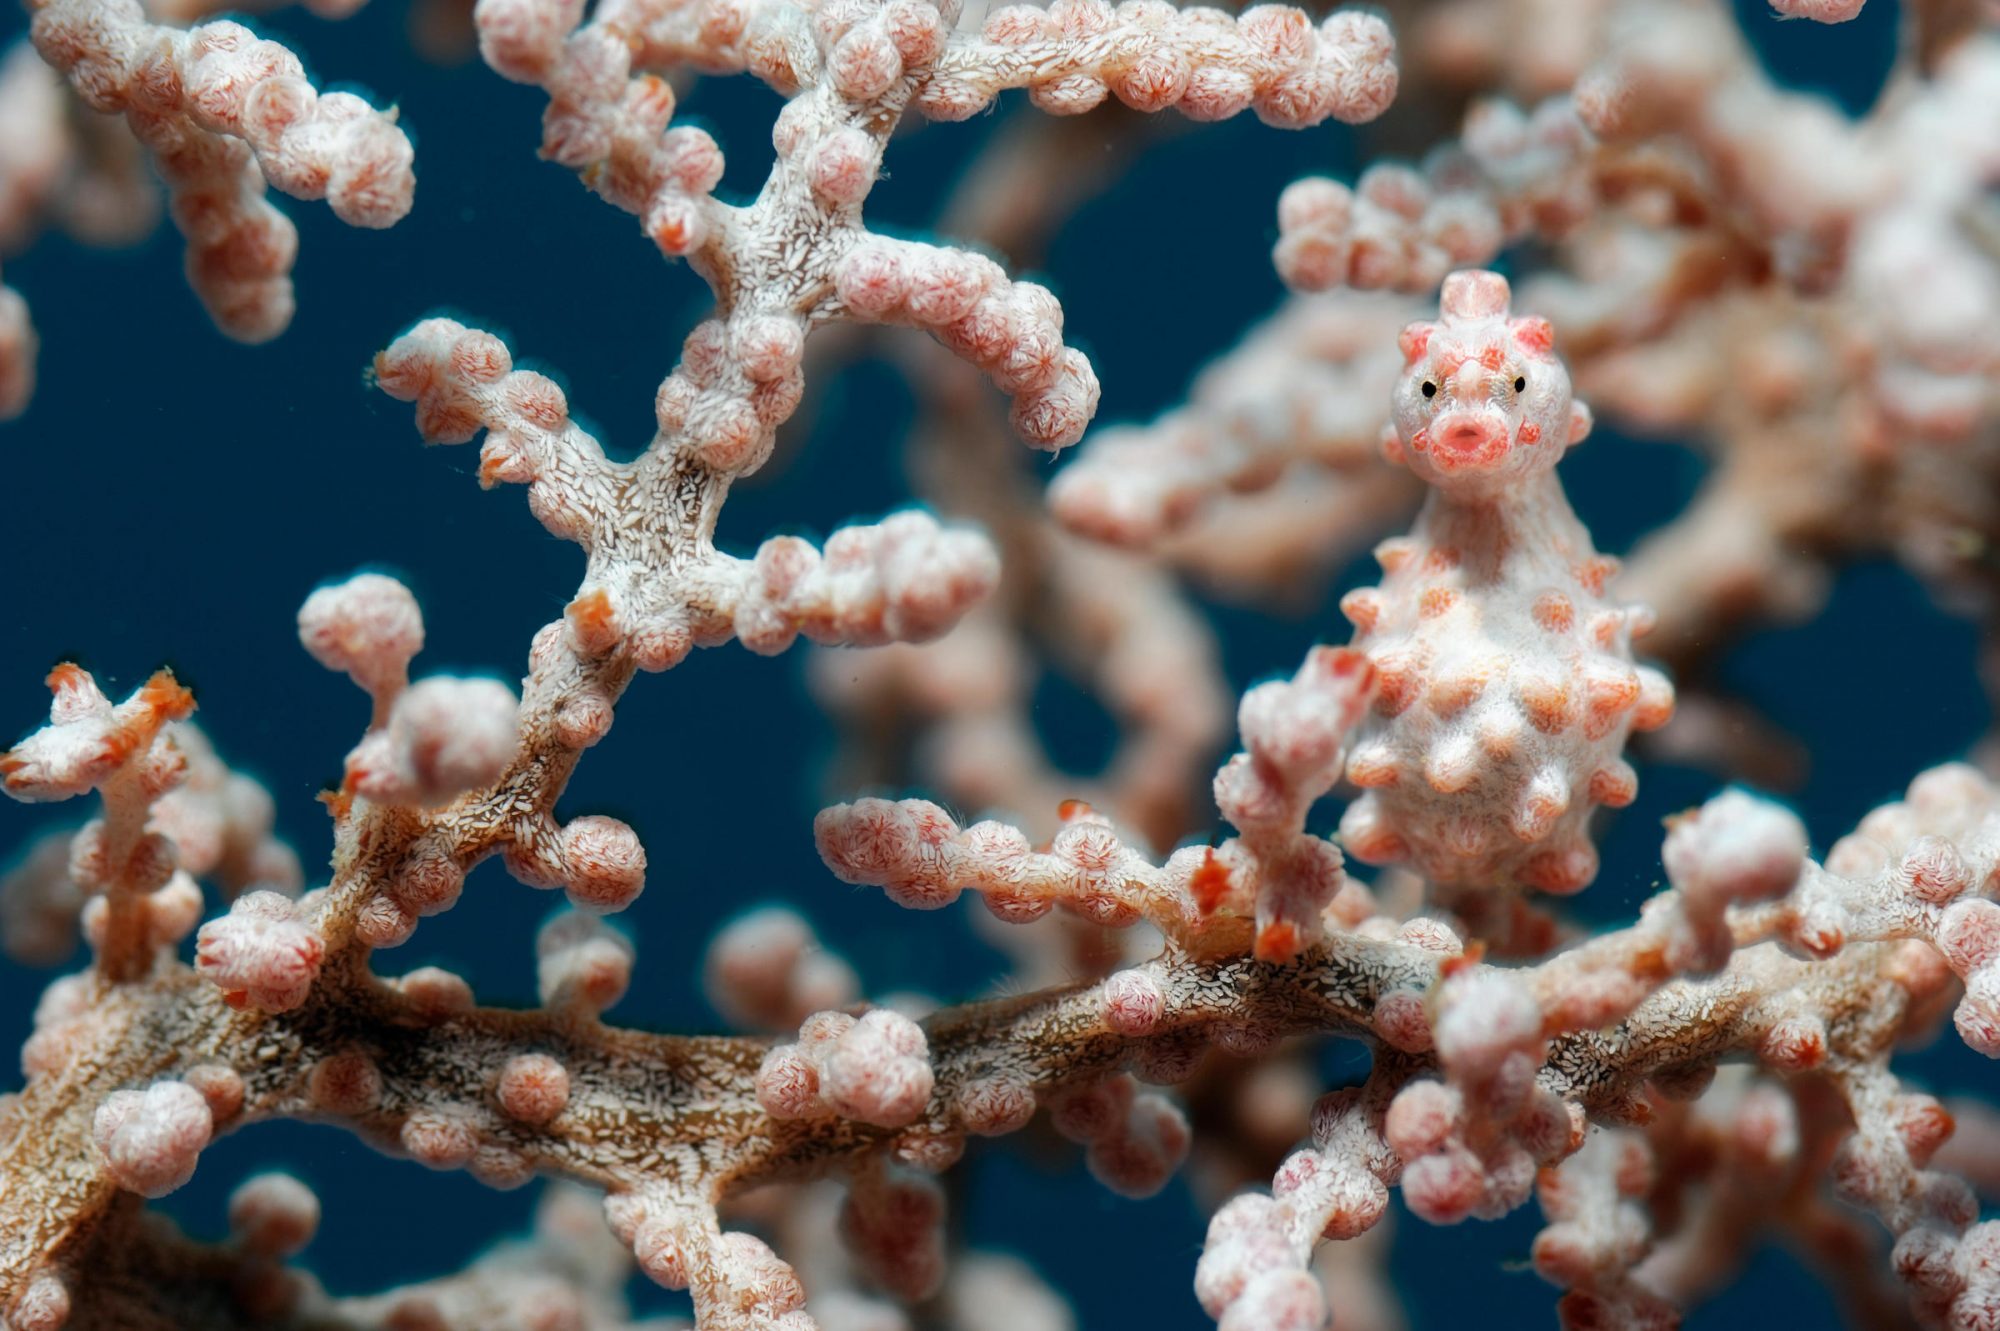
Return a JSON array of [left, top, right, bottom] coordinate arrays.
[[1388, 270, 1592, 495]]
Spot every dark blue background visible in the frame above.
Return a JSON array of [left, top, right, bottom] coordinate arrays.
[[1, 0, 1988, 1324]]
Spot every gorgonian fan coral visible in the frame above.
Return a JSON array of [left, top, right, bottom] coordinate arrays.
[[2, 0, 1997, 1327]]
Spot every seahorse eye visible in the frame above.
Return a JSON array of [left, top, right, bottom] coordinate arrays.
[[1513, 376, 1526, 393], [1421, 381, 1437, 399]]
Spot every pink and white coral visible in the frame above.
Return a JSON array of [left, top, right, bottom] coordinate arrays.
[[3, 1, 2000, 1330], [758, 1007, 936, 1129], [91, 1077, 213, 1198], [27, 0, 412, 346], [195, 889, 324, 1011]]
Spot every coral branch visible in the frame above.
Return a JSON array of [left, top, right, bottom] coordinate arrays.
[[916, 4, 1398, 127], [692, 511, 1002, 655], [28, 0, 413, 339], [2, 666, 200, 981]]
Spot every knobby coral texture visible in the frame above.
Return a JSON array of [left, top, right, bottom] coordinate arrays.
[[0, 0, 1995, 1324]]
